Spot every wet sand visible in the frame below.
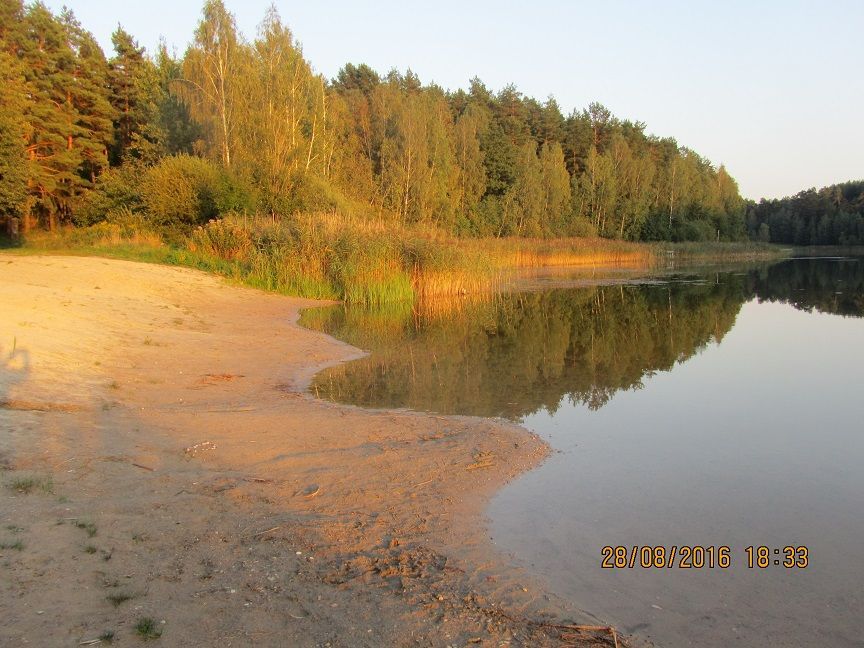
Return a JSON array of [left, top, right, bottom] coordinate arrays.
[[0, 255, 623, 647]]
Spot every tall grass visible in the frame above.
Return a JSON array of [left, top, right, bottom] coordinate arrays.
[[661, 241, 790, 264], [10, 211, 788, 305], [188, 212, 502, 305], [21, 217, 164, 251], [473, 236, 654, 269]]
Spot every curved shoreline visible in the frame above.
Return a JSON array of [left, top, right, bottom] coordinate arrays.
[[0, 255, 622, 646]]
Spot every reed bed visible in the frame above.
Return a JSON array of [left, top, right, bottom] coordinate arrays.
[[467, 236, 655, 269], [188, 212, 502, 305], [13, 212, 788, 306], [661, 241, 790, 264]]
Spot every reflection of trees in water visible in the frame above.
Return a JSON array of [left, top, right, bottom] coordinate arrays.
[[305, 279, 747, 419], [304, 257, 863, 419], [750, 257, 864, 317]]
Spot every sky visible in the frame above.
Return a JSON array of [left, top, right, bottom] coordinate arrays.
[[43, 0, 863, 201]]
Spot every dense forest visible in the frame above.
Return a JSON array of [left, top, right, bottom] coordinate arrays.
[[746, 181, 864, 245], [0, 0, 748, 242]]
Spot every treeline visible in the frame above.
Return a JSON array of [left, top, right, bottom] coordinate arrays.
[[746, 181, 864, 245], [1, 0, 746, 241], [748, 257, 864, 317]]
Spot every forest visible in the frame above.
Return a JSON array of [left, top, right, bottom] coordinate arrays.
[[746, 181, 864, 246], [0, 0, 748, 243]]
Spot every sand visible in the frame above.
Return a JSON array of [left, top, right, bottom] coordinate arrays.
[[0, 255, 622, 647]]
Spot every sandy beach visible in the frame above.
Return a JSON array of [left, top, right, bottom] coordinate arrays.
[[0, 255, 622, 647]]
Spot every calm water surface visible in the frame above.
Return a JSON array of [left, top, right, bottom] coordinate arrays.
[[302, 258, 864, 648]]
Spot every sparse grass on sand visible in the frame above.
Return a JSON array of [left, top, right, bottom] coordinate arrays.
[[0, 539, 24, 551], [75, 519, 98, 537], [6, 475, 53, 494], [106, 592, 135, 607]]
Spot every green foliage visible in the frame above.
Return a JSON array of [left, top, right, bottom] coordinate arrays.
[[154, 44, 201, 156], [2, 0, 748, 245], [75, 165, 144, 226], [141, 155, 218, 226], [747, 181, 864, 245], [188, 213, 499, 305], [134, 617, 162, 640], [6, 475, 53, 494], [0, 93, 28, 220], [138, 155, 251, 231], [108, 26, 165, 164]]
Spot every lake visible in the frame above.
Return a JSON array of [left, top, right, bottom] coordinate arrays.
[[301, 256, 864, 648]]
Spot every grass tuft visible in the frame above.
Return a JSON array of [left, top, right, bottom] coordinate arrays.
[[106, 592, 134, 607], [7, 475, 53, 494], [75, 520, 97, 537], [134, 617, 162, 640]]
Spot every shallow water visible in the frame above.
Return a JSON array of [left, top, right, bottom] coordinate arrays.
[[303, 257, 864, 648]]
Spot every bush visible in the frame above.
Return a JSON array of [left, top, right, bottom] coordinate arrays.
[[141, 155, 221, 227], [679, 219, 716, 242], [76, 157, 255, 233], [75, 166, 145, 227], [189, 216, 253, 261]]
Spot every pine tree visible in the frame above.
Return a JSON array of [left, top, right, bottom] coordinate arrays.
[[108, 26, 163, 164], [0, 0, 30, 223], [61, 9, 114, 184], [0, 50, 29, 223], [17, 3, 82, 227]]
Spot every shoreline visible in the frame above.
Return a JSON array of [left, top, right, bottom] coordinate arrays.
[[6, 227, 789, 307], [0, 256, 623, 646]]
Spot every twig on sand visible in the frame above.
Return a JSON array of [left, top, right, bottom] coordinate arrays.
[[251, 526, 283, 537], [131, 462, 155, 472], [466, 451, 495, 470], [498, 610, 622, 648], [549, 623, 620, 648], [243, 477, 273, 484], [78, 639, 102, 646]]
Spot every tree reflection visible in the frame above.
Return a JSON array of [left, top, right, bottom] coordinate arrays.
[[302, 257, 863, 419]]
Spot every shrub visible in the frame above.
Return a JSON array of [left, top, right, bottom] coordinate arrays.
[[189, 216, 253, 261], [141, 155, 221, 228], [75, 166, 145, 227]]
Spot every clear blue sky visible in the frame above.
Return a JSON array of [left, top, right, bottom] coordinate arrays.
[[45, 0, 863, 200]]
